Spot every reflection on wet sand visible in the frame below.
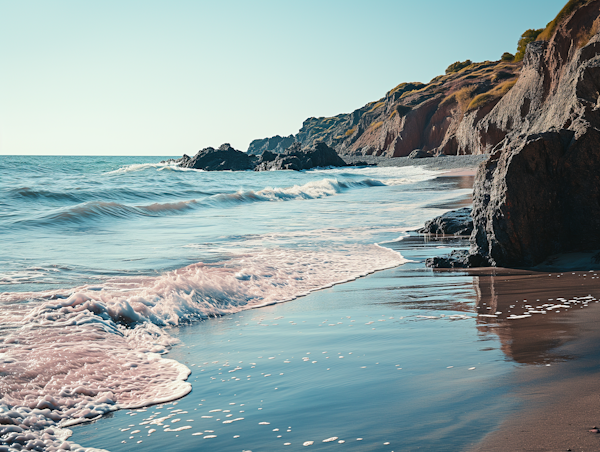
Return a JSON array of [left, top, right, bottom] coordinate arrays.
[[472, 270, 600, 365], [425, 175, 475, 209], [386, 234, 600, 367]]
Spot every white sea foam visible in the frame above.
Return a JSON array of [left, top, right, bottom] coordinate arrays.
[[103, 162, 173, 176], [0, 245, 405, 449]]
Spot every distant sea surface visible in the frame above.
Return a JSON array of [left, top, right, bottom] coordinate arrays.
[[1, 155, 493, 450]]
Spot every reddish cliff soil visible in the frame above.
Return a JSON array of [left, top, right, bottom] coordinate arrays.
[[248, 61, 522, 157]]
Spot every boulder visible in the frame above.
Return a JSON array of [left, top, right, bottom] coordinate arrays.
[[425, 250, 486, 269], [417, 207, 473, 236], [471, 127, 600, 267], [408, 149, 433, 159], [255, 142, 347, 171], [179, 144, 254, 171]]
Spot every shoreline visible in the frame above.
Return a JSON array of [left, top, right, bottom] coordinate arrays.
[[342, 153, 488, 171]]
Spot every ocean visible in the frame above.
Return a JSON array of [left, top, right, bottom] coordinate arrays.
[[1, 155, 519, 451]]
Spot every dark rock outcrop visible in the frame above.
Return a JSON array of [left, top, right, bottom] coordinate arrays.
[[408, 149, 433, 159], [472, 126, 600, 267], [425, 250, 486, 269], [247, 135, 296, 155], [418, 207, 473, 236], [168, 142, 347, 172], [179, 143, 254, 171], [254, 142, 347, 171], [428, 0, 600, 268]]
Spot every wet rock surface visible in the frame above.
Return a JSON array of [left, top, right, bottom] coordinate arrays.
[[408, 149, 433, 159], [254, 142, 347, 171], [425, 250, 486, 269], [417, 207, 473, 236], [166, 143, 255, 171], [165, 142, 348, 172]]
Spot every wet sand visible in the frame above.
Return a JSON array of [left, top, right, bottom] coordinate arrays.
[[467, 270, 600, 451]]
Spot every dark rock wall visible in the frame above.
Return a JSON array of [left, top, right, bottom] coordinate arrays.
[[470, 1, 600, 267]]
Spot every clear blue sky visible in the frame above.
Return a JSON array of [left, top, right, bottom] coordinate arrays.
[[1, 0, 567, 155]]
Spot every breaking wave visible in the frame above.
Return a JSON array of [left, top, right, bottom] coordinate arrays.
[[0, 245, 406, 450]]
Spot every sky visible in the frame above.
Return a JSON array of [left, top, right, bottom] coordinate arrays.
[[1, 0, 567, 156]]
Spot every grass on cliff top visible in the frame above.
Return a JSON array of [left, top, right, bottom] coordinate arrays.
[[386, 82, 425, 98], [369, 101, 385, 113], [466, 80, 517, 111], [537, 0, 594, 41], [440, 85, 477, 110]]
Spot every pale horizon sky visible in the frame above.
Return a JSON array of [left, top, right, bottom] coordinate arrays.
[[1, 0, 567, 156]]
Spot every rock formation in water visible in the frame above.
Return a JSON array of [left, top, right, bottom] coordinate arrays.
[[165, 142, 347, 171], [430, 0, 600, 268], [171, 143, 255, 171], [254, 142, 347, 171]]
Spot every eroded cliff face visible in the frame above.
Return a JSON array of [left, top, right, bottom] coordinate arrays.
[[248, 62, 522, 157], [470, 0, 600, 267]]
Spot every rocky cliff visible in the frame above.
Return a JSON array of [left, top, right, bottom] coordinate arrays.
[[421, 0, 600, 268], [469, 0, 600, 267], [248, 62, 522, 157]]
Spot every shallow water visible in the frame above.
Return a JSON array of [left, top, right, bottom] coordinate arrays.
[[72, 243, 519, 451], [1, 155, 492, 450]]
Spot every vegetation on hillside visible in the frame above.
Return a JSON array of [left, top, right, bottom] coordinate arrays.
[[537, 0, 594, 41], [515, 29, 543, 61], [445, 60, 473, 74], [467, 80, 517, 111], [501, 52, 515, 62]]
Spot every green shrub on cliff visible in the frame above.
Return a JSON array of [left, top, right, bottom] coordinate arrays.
[[501, 52, 515, 62], [445, 60, 472, 74], [515, 29, 543, 61]]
